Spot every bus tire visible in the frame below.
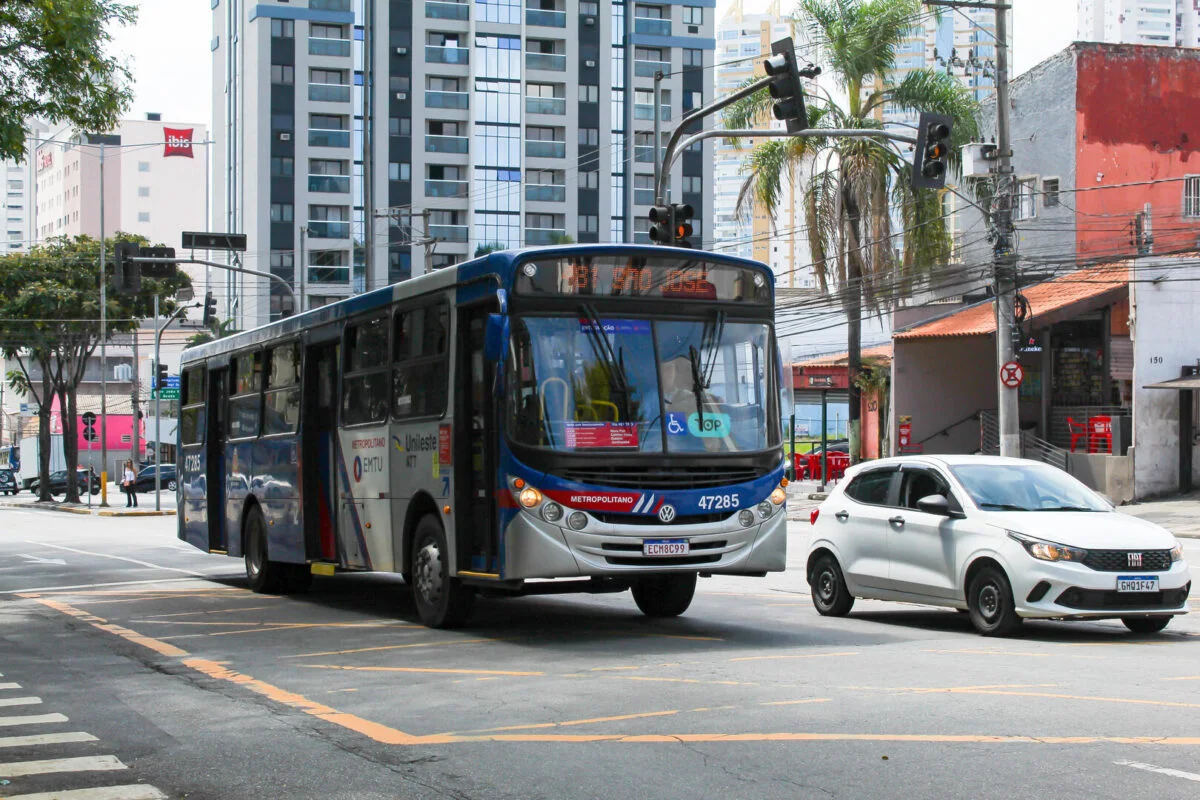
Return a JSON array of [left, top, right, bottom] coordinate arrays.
[[244, 505, 286, 594], [411, 515, 474, 628], [632, 573, 697, 618]]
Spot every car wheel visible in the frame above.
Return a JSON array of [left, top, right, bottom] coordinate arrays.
[[244, 505, 286, 594], [1121, 615, 1172, 634], [810, 554, 855, 616], [631, 573, 697, 618], [167, 479, 178, 492], [411, 514, 475, 628], [967, 566, 1023, 637]]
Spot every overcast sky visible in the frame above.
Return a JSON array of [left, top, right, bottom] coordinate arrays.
[[108, 0, 1078, 129]]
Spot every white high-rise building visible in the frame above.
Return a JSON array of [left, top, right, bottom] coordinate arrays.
[[0, 120, 48, 253], [1078, 0, 1200, 47], [213, 0, 717, 329]]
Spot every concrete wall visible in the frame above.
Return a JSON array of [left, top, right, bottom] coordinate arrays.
[[1130, 257, 1200, 498], [892, 335, 996, 455]]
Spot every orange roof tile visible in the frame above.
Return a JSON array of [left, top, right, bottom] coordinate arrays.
[[794, 343, 893, 368], [894, 264, 1129, 340]]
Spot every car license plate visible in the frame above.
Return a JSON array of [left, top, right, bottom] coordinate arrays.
[[1117, 575, 1159, 593], [643, 539, 689, 557]]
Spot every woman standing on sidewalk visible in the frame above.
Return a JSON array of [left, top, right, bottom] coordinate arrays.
[[122, 460, 138, 508]]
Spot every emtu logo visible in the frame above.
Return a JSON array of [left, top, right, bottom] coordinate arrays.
[[353, 456, 362, 482]]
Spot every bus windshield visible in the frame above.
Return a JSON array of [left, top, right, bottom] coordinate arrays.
[[508, 315, 776, 454]]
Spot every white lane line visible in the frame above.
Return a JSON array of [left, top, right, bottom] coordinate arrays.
[[21, 541, 206, 577], [0, 754, 126, 777], [0, 785, 168, 800], [0, 697, 41, 708], [0, 576, 232, 595], [1116, 760, 1200, 783], [0, 682, 21, 690], [0, 714, 67, 727], [0, 732, 98, 748]]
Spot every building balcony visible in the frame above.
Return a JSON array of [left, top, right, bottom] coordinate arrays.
[[425, 179, 469, 198], [426, 45, 469, 65], [525, 228, 567, 245], [525, 52, 566, 72], [526, 8, 566, 27], [308, 37, 351, 57], [633, 189, 656, 206], [306, 221, 350, 239], [308, 83, 351, 103], [525, 184, 566, 202], [634, 59, 670, 78], [308, 129, 350, 148], [429, 224, 468, 242], [308, 175, 350, 193], [425, 135, 469, 154], [634, 145, 655, 163], [310, 0, 350, 9], [426, 0, 469, 19], [306, 267, 351, 285], [525, 140, 566, 158], [425, 90, 470, 109], [634, 103, 671, 121], [634, 18, 671, 36], [525, 96, 566, 115]]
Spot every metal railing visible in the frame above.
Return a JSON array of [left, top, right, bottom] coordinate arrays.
[[429, 224, 468, 242], [526, 52, 567, 71], [526, 8, 566, 27], [1020, 430, 1069, 471], [525, 140, 566, 158], [525, 228, 567, 245], [634, 59, 671, 78], [308, 37, 351, 57], [525, 96, 566, 115], [634, 103, 671, 121], [979, 409, 999, 455], [307, 175, 350, 193], [425, 179, 469, 198], [306, 267, 351, 285], [306, 220, 350, 239], [426, 0, 469, 19], [426, 45, 469, 64], [308, 83, 351, 103], [525, 184, 566, 202], [425, 135, 469, 154], [310, 0, 351, 9], [308, 129, 350, 148], [425, 90, 470, 109], [634, 17, 671, 35]]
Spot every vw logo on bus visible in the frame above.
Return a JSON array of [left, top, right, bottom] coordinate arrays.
[[657, 504, 677, 523]]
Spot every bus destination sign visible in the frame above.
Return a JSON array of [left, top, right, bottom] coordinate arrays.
[[515, 256, 770, 303]]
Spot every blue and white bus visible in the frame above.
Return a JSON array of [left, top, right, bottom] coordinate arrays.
[[178, 245, 788, 627]]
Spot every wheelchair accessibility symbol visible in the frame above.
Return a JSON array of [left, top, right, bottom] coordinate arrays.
[[666, 412, 688, 436]]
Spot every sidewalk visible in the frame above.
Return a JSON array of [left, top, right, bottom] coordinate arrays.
[[0, 485, 176, 517], [1120, 492, 1200, 539]]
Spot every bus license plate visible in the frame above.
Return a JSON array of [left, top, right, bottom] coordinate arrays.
[[643, 539, 689, 557], [1117, 575, 1158, 593]]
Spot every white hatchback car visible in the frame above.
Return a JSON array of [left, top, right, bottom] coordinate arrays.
[[806, 455, 1191, 636]]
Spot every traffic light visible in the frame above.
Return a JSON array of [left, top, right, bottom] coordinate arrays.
[[648, 205, 674, 245], [155, 361, 168, 392], [113, 242, 141, 295], [763, 37, 807, 133], [202, 291, 218, 327], [671, 203, 694, 248], [911, 112, 954, 190], [139, 246, 177, 279]]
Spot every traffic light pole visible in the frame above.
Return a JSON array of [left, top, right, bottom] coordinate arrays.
[[153, 297, 194, 511], [992, 4, 1020, 458], [131, 256, 297, 306]]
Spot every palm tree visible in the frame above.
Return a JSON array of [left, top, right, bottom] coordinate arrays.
[[724, 0, 978, 462]]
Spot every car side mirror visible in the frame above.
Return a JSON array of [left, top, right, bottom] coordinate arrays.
[[917, 494, 953, 516]]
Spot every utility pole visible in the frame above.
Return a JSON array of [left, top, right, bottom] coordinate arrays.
[[298, 226, 308, 315], [130, 329, 140, 467], [991, 3, 1019, 458], [99, 142, 110, 506]]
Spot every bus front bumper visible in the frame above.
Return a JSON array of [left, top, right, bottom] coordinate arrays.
[[500, 509, 787, 580]]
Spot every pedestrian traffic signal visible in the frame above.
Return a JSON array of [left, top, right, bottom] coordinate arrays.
[[648, 205, 674, 245], [671, 203, 694, 248], [113, 242, 141, 295], [202, 291, 217, 327], [81, 411, 98, 443], [763, 37, 807, 133], [155, 361, 168, 391], [911, 112, 954, 190], [139, 246, 178, 279]]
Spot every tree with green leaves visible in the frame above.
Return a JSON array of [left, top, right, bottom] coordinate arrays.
[[0, 0, 137, 161], [724, 0, 978, 462], [0, 235, 191, 503], [474, 242, 508, 258]]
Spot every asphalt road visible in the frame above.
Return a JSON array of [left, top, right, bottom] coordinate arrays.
[[1, 505, 1199, 800]]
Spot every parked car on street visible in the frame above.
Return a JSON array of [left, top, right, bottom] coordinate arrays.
[[134, 465, 177, 493], [0, 467, 18, 495], [806, 455, 1191, 636], [30, 467, 99, 496]]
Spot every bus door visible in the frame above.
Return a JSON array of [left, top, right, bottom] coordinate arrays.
[[206, 365, 229, 552], [302, 341, 340, 563], [455, 303, 498, 573]]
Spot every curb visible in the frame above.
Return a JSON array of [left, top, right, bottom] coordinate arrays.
[[0, 502, 176, 517]]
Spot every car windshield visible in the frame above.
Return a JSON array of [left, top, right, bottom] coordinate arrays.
[[950, 463, 1111, 512], [507, 315, 777, 453]]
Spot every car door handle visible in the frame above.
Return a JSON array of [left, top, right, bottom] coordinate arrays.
[[834, 510, 849, 521], [888, 515, 906, 526]]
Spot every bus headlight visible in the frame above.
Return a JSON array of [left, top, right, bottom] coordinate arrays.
[[568, 512, 588, 530], [518, 486, 543, 508], [769, 485, 787, 505], [541, 502, 564, 523], [738, 509, 756, 527], [757, 501, 773, 519]]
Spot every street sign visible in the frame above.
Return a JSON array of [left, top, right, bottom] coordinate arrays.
[[151, 375, 180, 390], [1000, 361, 1025, 388], [182, 231, 247, 252], [152, 388, 180, 400]]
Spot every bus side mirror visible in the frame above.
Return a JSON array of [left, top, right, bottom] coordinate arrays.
[[484, 314, 508, 362]]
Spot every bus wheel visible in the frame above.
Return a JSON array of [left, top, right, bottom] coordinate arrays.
[[244, 506, 285, 593], [632, 573, 697, 618], [411, 515, 474, 628]]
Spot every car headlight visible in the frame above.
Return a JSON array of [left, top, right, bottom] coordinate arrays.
[[541, 502, 563, 523], [1008, 531, 1087, 563], [738, 509, 755, 527], [757, 500, 773, 519], [518, 486, 543, 509], [769, 485, 787, 505], [1170, 543, 1184, 563]]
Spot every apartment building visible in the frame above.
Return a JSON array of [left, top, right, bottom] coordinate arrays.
[[0, 120, 49, 253], [1079, 0, 1200, 47], [213, 0, 716, 328]]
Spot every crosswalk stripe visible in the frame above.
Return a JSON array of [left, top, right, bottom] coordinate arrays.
[[0, 683, 22, 690], [0, 732, 98, 748], [0, 714, 67, 727], [0, 785, 168, 800], [0, 697, 41, 708], [0, 754, 126, 777]]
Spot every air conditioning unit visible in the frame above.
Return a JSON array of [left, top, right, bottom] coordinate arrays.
[[583, 16, 595, 25], [584, 59, 596, 68], [279, 132, 291, 141], [395, 46, 408, 55], [395, 92, 408, 100]]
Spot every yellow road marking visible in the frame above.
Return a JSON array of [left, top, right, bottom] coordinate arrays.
[[299, 664, 545, 677], [729, 651, 859, 663], [843, 684, 1059, 694], [948, 688, 1200, 710], [596, 675, 754, 686], [140, 605, 279, 618], [207, 621, 416, 637], [460, 709, 684, 734], [921, 648, 1102, 659], [29, 597, 189, 658], [284, 637, 502, 658], [1164, 676, 1200, 681]]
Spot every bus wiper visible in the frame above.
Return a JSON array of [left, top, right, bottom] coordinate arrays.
[[579, 304, 633, 423], [687, 310, 726, 428]]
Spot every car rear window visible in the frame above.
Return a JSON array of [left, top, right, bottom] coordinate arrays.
[[844, 469, 894, 506]]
